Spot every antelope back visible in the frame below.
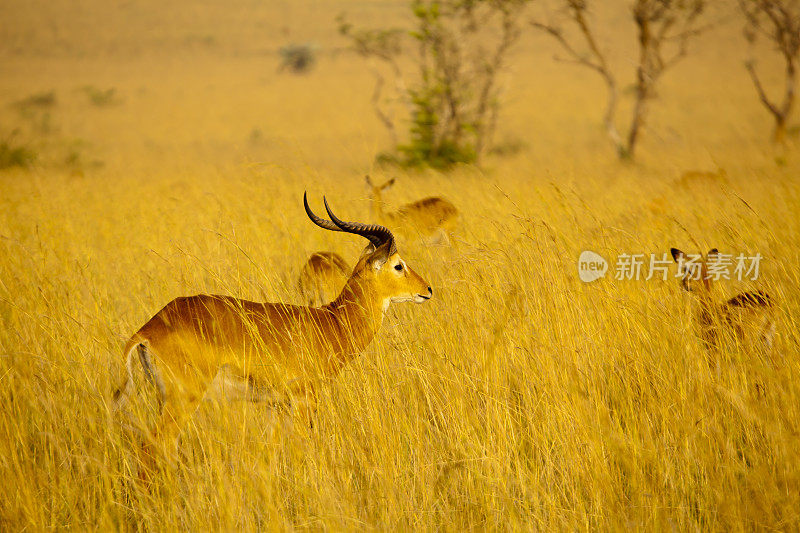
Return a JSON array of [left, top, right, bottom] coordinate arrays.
[[298, 251, 350, 306]]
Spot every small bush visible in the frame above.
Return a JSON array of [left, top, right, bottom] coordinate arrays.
[[488, 137, 528, 157], [278, 44, 317, 74], [13, 91, 58, 135], [0, 139, 36, 169], [13, 91, 56, 110], [82, 86, 121, 107]]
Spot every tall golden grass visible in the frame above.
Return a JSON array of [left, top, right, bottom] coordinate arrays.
[[1, 0, 799, 529]]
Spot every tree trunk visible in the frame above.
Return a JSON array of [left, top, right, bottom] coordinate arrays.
[[626, 88, 645, 159], [369, 64, 398, 148], [774, 56, 797, 144], [626, 7, 652, 160], [773, 116, 787, 143], [601, 74, 623, 155]]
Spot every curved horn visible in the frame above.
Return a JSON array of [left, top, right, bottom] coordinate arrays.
[[304, 191, 343, 233], [323, 196, 397, 254]]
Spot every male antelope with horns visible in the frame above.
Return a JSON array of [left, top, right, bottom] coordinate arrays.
[[113, 193, 432, 471]]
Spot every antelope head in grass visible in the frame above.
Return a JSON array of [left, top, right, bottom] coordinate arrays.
[[670, 247, 776, 365]]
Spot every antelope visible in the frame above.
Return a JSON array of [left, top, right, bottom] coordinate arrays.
[[113, 194, 433, 474], [298, 251, 350, 307], [670, 247, 776, 366], [365, 175, 458, 245]]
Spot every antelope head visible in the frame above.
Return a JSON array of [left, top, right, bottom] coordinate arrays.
[[671, 247, 718, 295], [304, 193, 432, 311]]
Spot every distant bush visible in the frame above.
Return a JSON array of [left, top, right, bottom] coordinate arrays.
[[0, 137, 36, 169], [278, 43, 317, 74], [13, 91, 56, 110], [488, 137, 527, 157], [12, 91, 58, 135], [60, 138, 103, 175], [82, 86, 121, 107]]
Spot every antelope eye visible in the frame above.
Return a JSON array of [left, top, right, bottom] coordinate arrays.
[[394, 263, 403, 271]]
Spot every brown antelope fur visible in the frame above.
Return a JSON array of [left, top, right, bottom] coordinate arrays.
[[670, 247, 776, 365], [112, 194, 432, 476], [647, 169, 727, 217], [675, 167, 729, 189], [298, 251, 350, 307], [365, 175, 458, 245]]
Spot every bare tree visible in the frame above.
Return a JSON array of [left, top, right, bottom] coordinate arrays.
[[531, 1, 622, 150], [462, 0, 527, 157], [337, 19, 406, 148], [740, 0, 800, 142], [532, 0, 707, 159]]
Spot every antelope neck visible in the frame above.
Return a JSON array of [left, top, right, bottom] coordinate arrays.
[[323, 276, 386, 363]]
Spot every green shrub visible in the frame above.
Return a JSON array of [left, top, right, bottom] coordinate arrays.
[[340, 0, 528, 170], [279, 44, 317, 74], [0, 140, 36, 169], [82, 86, 121, 106]]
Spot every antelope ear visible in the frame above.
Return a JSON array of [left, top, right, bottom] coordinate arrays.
[[670, 248, 685, 263], [368, 241, 392, 270], [360, 243, 376, 258], [365, 175, 374, 187], [383, 178, 396, 190]]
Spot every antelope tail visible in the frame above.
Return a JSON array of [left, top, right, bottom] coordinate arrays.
[[111, 339, 166, 412]]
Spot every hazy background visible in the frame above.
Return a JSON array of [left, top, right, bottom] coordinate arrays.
[[0, 0, 778, 175]]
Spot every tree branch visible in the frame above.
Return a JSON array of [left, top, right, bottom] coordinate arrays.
[[531, 4, 622, 150], [746, 60, 782, 119]]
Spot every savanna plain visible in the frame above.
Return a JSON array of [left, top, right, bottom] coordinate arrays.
[[1, 0, 799, 530]]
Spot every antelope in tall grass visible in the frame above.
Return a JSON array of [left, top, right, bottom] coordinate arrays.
[[298, 251, 350, 307], [670, 248, 776, 366], [365, 175, 458, 245], [113, 194, 432, 474]]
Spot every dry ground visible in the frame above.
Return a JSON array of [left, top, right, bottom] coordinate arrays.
[[1, 1, 799, 530]]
